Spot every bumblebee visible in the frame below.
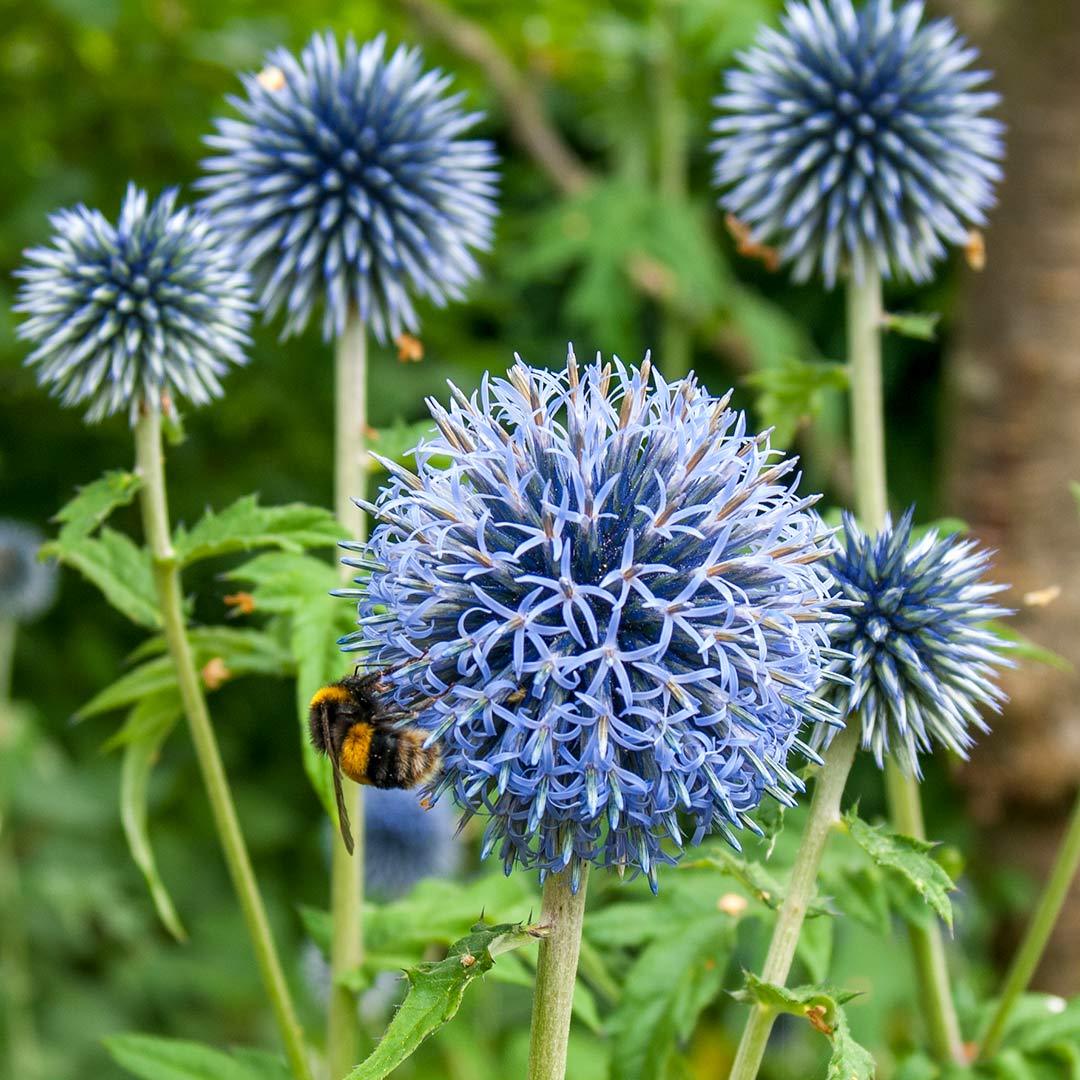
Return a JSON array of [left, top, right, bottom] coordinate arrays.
[[309, 671, 441, 854]]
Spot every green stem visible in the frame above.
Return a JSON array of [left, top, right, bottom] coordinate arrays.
[[979, 790, 1080, 1059], [884, 762, 965, 1063], [848, 265, 965, 1066], [328, 313, 368, 1079], [728, 722, 860, 1080], [846, 265, 888, 529], [527, 866, 590, 1080], [133, 409, 312, 1080], [652, 0, 691, 378]]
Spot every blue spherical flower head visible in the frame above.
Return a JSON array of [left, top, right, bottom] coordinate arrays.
[[0, 521, 57, 622], [821, 509, 1012, 775], [15, 185, 252, 423], [364, 788, 461, 901], [712, 0, 1004, 285], [199, 32, 500, 343], [340, 350, 844, 891]]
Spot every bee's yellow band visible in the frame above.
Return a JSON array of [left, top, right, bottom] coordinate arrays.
[[341, 722, 374, 785], [309, 684, 351, 709]]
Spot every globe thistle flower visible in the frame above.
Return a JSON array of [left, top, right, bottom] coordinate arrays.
[[340, 350, 844, 890], [15, 185, 251, 424], [199, 32, 499, 343], [0, 521, 57, 622], [363, 788, 461, 901], [820, 509, 1011, 775], [711, 0, 1004, 286]]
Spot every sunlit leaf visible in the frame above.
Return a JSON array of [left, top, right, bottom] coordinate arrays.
[[104, 1033, 291, 1080], [344, 922, 543, 1080], [173, 496, 341, 566], [845, 813, 955, 930]]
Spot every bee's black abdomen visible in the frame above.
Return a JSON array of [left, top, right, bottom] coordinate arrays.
[[367, 727, 401, 789]]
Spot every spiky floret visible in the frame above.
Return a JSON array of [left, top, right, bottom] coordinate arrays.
[[15, 185, 251, 423], [199, 31, 499, 342], [339, 349, 845, 890], [711, 0, 1004, 285], [819, 509, 1012, 775], [0, 521, 57, 622]]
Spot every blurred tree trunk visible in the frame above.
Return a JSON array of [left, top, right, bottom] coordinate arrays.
[[944, 0, 1080, 993]]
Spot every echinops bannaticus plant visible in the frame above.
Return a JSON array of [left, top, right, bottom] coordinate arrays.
[[818, 509, 1012, 774], [711, 0, 1004, 285], [14, 185, 251, 423], [340, 350, 846, 890], [199, 31, 499, 342]]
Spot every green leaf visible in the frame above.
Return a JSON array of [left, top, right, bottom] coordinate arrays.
[[609, 917, 734, 1080], [827, 1011, 876, 1080], [989, 624, 1073, 673], [47, 527, 160, 629], [173, 496, 341, 567], [344, 922, 543, 1080], [366, 419, 446, 473], [821, 863, 893, 937], [103, 1034, 290, 1080], [51, 470, 143, 541], [733, 973, 857, 1022], [882, 310, 941, 342], [845, 812, 955, 929], [119, 696, 185, 941], [744, 357, 849, 448], [129, 627, 293, 681], [228, 552, 355, 818], [303, 872, 540, 982], [78, 656, 178, 721], [797, 911, 835, 984]]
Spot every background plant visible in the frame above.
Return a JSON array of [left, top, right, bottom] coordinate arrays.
[[3, 1, 1080, 1079]]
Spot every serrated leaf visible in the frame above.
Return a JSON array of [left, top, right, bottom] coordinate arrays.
[[827, 1011, 876, 1080], [173, 496, 341, 567], [745, 357, 849, 447], [78, 656, 178, 721], [733, 973, 856, 1023], [103, 1034, 291, 1080], [845, 813, 955, 930], [303, 873, 539, 976], [129, 627, 293, 681], [344, 922, 542, 1080], [609, 917, 734, 1080], [51, 470, 143, 541], [228, 552, 354, 818], [47, 527, 160, 628], [882, 310, 941, 342], [119, 697, 185, 941]]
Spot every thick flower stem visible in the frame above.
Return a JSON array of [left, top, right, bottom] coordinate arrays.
[[0, 617, 14, 704], [848, 266, 965, 1067], [527, 866, 590, 1080], [728, 721, 860, 1080], [328, 312, 368, 1079], [979, 789, 1080, 1060], [133, 410, 312, 1080], [884, 762, 965, 1063]]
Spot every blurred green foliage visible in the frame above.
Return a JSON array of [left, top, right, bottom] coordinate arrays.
[[0, 1, 992, 1078]]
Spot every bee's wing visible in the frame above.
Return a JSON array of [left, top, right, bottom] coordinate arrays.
[[321, 706, 354, 855]]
